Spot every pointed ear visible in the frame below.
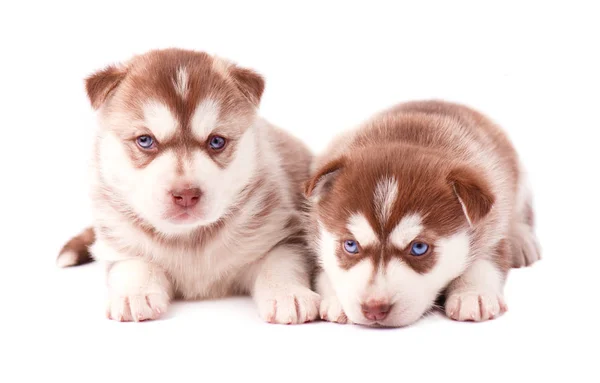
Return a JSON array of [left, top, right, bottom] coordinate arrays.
[[447, 166, 495, 226], [85, 64, 127, 109], [304, 158, 345, 200], [230, 66, 265, 106]]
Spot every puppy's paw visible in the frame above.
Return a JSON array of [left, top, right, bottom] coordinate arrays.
[[511, 224, 541, 268], [445, 291, 507, 322], [319, 295, 349, 324], [256, 287, 321, 324], [107, 290, 169, 322]]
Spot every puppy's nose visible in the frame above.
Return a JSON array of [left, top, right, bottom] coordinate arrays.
[[171, 187, 202, 208], [361, 300, 392, 321]]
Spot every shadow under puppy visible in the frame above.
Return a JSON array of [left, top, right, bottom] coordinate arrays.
[[305, 100, 540, 327], [57, 48, 320, 324]]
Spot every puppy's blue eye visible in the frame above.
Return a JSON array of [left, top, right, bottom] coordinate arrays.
[[209, 135, 226, 150], [136, 135, 155, 149], [410, 242, 429, 256], [343, 240, 359, 254]]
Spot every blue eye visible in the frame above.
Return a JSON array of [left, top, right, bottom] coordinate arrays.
[[136, 135, 155, 149], [410, 242, 429, 256], [343, 240, 359, 254], [209, 135, 226, 150]]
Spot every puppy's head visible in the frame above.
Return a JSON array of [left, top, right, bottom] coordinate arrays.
[[87, 49, 264, 234], [306, 146, 495, 326]]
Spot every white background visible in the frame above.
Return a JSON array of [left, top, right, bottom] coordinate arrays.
[[1, 1, 599, 382]]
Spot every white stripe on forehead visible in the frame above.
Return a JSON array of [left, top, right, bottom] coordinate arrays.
[[173, 67, 189, 99], [142, 100, 179, 141], [347, 213, 379, 247], [191, 98, 220, 139], [390, 213, 423, 249], [373, 177, 398, 225]]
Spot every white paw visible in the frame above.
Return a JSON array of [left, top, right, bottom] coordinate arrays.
[[106, 290, 170, 322], [319, 295, 349, 324], [445, 291, 507, 322], [256, 287, 321, 324]]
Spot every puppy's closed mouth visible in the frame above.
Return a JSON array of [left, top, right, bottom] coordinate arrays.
[[166, 210, 203, 224]]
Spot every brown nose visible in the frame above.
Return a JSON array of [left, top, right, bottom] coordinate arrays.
[[361, 300, 392, 321], [171, 187, 202, 208]]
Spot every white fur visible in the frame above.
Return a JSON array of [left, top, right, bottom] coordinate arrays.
[[191, 124, 258, 226], [250, 245, 320, 324], [82, 51, 318, 324], [95, 116, 259, 236], [445, 258, 506, 321], [142, 100, 179, 141], [191, 98, 220, 139], [97, 131, 181, 231], [315, 272, 347, 323], [389, 213, 423, 249], [92, 111, 316, 321], [373, 177, 398, 224], [105, 258, 172, 322], [347, 213, 379, 247], [173, 67, 189, 99], [56, 251, 78, 268], [318, 221, 471, 326]]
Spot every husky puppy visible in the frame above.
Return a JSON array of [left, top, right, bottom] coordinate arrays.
[[57, 48, 320, 324], [305, 100, 540, 327]]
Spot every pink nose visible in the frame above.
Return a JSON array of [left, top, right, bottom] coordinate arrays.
[[171, 187, 202, 208], [361, 300, 392, 321]]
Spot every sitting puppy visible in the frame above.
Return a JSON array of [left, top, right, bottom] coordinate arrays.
[[57, 48, 320, 324], [305, 100, 540, 327]]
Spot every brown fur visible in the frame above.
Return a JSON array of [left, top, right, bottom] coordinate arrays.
[[57, 49, 321, 326], [308, 99, 537, 276], [57, 227, 96, 266]]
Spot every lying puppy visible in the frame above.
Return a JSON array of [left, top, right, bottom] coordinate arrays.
[[57, 48, 320, 324], [305, 100, 540, 327]]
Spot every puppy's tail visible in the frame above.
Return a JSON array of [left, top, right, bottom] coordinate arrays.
[[56, 227, 96, 267]]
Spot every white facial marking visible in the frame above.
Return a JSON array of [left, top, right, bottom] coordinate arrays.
[[373, 177, 398, 225], [189, 125, 258, 225], [390, 214, 423, 249], [319, 213, 471, 326], [142, 101, 179, 141], [317, 222, 374, 322], [191, 99, 220, 139], [173, 67, 189, 99], [347, 213, 379, 247]]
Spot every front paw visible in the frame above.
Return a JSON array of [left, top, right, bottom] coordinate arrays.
[[106, 289, 170, 322], [445, 290, 507, 322], [320, 295, 349, 324], [256, 287, 321, 324]]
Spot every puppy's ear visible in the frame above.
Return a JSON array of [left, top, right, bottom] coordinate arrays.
[[447, 166, 495, 226], [230, 66, 265, 107], [85, 64, 127, 109], [304, 158, 345, 201]]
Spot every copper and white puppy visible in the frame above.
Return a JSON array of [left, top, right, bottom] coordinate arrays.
[[57, 48, 320, 324], [305, 100, 540, 327]]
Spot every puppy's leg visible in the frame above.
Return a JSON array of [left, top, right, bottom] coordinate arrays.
[[511, 174, 541, 267], [248, 245, 320, 324], [445, 255, 508, 322], [93, 240, 172, 322], [315, 270, 349, 324]]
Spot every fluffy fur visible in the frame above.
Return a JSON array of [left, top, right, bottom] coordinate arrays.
[[305, 100, 540, 327], [57, 48, 320, 324]]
